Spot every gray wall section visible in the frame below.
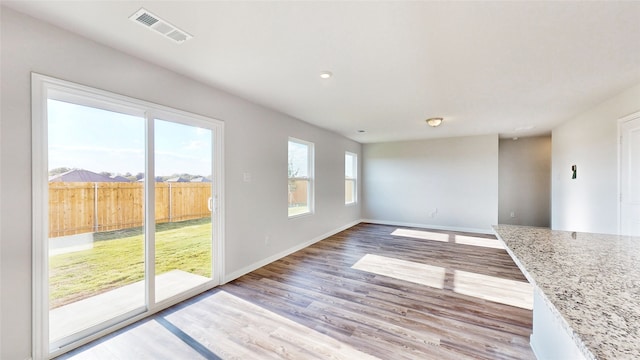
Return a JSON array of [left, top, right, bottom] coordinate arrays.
[[1, 8, 361, 359], [362, 134, 499, 233], [498, 136, 552, 227], [552, 83, 640, 234]]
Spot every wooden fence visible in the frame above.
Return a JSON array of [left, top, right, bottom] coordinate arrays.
[[288, 179, 308, 206], [49, 182, 211, 238]]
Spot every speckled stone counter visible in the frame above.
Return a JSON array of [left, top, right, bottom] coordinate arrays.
[[493, 225, 640, 360]]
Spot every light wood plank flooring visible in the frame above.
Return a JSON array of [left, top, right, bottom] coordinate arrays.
[[58, 223, 534, 359]]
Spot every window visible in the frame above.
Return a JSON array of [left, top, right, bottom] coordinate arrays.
[[288, 138, 314, 217], [345, 152, 357, 204]]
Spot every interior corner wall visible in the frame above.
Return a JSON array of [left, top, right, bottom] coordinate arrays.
[[362, 134, 499, 233], [551, 83, 640, 234], [498, 136, 551, 227], [0, 7, 361, 359]]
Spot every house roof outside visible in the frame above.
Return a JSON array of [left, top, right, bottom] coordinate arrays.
[[49, 169, 129, 182], [165, 176, 190, 183], [110, 175, 132, 182], [190, 177, 211, 183], [137, 176, 165, 182]]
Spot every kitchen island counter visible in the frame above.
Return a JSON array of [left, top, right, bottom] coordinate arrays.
[[493, 225, 640, 360]]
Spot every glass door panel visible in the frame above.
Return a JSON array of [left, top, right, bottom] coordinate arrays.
[[47, 99, 146, 347], [154, 119, 213, 302]]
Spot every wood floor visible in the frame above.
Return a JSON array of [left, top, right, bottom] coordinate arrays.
[[58, 223, 535, 360]]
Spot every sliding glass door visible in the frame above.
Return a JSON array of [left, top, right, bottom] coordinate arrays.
[[154, 119, 213, 303], [33, 74, 224, 357], [47, 99, 147, 348]]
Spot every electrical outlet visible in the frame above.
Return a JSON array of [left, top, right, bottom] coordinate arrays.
[[430, 208, 438, 218], [510, 211, 516, 218]]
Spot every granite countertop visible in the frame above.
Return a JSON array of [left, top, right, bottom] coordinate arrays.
[[493, 225, 640, 360]]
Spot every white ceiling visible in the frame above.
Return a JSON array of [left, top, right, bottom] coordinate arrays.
[[5, 1, 640, 143]]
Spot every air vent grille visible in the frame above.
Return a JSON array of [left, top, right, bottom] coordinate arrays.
[[166, 30, 188, 43], [135, 13, 158, 27], [154, 22, 174, 35], [129, 8, 192, 44]]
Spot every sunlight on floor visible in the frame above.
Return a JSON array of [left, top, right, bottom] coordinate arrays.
[[351, 254, 445, 289], [453, 270, 533, 310], [454, 235, 504, 249], [165, 291, 380, 360], [391, 229, 449, 242], [352, 254, 533, 310]]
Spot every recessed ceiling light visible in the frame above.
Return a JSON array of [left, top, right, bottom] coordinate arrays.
[[319, 71, 333, 79], [514, 125, 534, 131], [426, 117, 443, 127]]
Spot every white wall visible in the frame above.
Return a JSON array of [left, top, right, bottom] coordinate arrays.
[[498, 136, 551, 227], [362, 135, 499, 233], [0, 8, 361, 359], [552, 83, 640, 234]]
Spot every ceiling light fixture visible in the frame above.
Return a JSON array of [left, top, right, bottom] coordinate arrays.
[[319, 71, 333, 79], [426, 117, 443, 127]]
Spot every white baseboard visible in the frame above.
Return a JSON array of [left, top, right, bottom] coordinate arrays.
[[360, 219, 494, 235], [223, 220, 361, 283]]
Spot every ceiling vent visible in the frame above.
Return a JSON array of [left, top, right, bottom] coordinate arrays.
[[129, 8, 192, 44]]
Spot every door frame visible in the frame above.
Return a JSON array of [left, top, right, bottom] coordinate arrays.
[[31, 73, 225, 359], [618, 110, 640, 235]]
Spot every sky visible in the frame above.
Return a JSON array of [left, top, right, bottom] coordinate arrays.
[[345, 152, 355, 178], [288, 140, 309, 178], [48, 99, 212, 177]]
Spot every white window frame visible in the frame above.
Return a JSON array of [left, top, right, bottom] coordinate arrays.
[[32, 73, 225, 358], [288, 137, 314, 218], [345, 152, 358, 205]]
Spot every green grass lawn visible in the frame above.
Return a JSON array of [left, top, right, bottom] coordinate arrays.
[[288, 205, 310, 217], [49, 218, 212, 309]]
